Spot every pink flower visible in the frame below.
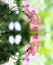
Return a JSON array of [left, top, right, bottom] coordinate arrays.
[[28, 7, 39, 15], [26, 6, 39, 15], [22, 1, 31, 7], [30, 34, 40, 44], [22, 52, 40, 65], [23, 43, 41, 63], [22, 1, 39, 21], [22, 58, 30, 65], [24, 44, 36, 61], [22, 1, 42, 64], [24, 12, 37, 22], [30, 15, 37, 21], [30, 21, 40, 31], [25, 5, 39, 15]]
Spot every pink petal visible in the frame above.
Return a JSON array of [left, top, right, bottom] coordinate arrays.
[[32, 52, 36, 56], [30, 34, 40, 44], [26, 58, 30, 62], [38, 16, 42, 23], [30, 21, 40, 31], [22, 1, 31, 7], [31, 8, 39, 14]]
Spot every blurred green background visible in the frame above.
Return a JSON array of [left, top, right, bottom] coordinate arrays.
[[28, 0, 53, 65]]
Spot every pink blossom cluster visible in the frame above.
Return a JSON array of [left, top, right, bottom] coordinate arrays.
[[22, 1, 42, 22], [22, 1, 42, 63]]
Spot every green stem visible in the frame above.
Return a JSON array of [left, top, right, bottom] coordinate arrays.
[[29, 30, 40, 35]]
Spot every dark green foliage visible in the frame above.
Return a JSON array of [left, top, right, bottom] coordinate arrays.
[[0, 0, 30, 64], [0, 2, 9, 18]]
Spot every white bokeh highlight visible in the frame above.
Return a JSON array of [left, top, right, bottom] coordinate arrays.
[[15, 52, 19, 56], [2, 0, 14, 4], [8, 22, 14, 30], [15, 35, 22, 44], [15, 22, 21, 31], [9, 36, 14, 44]]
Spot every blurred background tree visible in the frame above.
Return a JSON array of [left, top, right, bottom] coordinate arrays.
[[28, 0, 53, 65]]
